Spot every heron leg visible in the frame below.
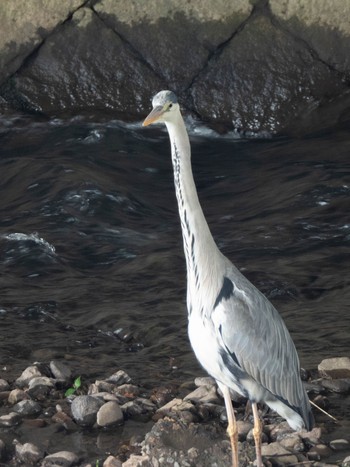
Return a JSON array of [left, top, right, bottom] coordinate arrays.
[[221, 385, 239, 467], [252, 402, 263, 467]]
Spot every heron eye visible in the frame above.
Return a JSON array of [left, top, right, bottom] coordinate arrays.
[[168, 104, 173, 109]]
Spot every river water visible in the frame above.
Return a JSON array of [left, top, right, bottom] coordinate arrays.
[[0, 112, 349, 440]]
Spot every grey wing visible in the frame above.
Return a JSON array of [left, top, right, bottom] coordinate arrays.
[[211, 267, 306, 410]]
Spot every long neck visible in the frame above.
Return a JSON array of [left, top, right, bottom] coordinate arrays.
[[165, 114, 222, 309]]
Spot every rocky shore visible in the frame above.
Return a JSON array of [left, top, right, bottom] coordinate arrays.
[[0, 358, 349, 466]]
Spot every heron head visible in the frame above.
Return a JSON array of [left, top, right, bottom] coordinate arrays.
[[143, 90, 179, 126]]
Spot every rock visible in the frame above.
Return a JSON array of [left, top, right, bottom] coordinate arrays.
[[116, 384, 140, 398], [52, 409, 77, 431], [50, 360, 72, 382], [103, 455, 122, 467], [70, 395, 104, 426], [15, 365, 42, 387], [150, 386, 176, 406], [279, 433, 304, 452], [14, 440, 44, 464], [184, 385, 219, 404], [27, 383, 51, 401], [89, 380, 116, 394], [318, 357, 350, 378], [106, 370, 132, 385], [13, 399, 42, 416], [121, 398, 156, 420], [300, 427, 322, 444], [0, 412, 21, 427], [247, 427, 269, 444], [308, 444, 332, 460], [96, 401, 124, 427], [329, 439, 350, 451], [157, 398, 194, 414], [343, 455, 350, 466], [122, 455, 151, 467], [321, 378, 350, 393], [42, 450, 79, 467], [194, 376, 216, 387], [269, 421, 294, 441], [261, 441, 299, 465], [8, 388, 29, 404], [236, 420, 253, 441], [0, 379, 9, 391], [28, 376, 54, 388]]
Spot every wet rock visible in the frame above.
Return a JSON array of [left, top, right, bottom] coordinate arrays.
[[13, 399, 42, 416], [103, 455, 122, 467], [122, 455, 151, 467], [308, 444, 332, 461], [42, 450, 79, 467], [96, 401, 124, 427], [14, 440, 44, 464], [184, 384, 219, 404], [16, 365, 42, 387], [28, 375, 54, 388], [279, 433, 304, 452], [261, 441, 299, 465], [50, 360, 72, 383], [107, 370, 132, 385], [116, 384, 140, 398], [71, 395, 104, 426], [89, 380, 117, 394], [52, 408, 77, 431], [0, 379, 10, 391], [300, 427, 323, 444], [157, 397, 194, 415], [121, 398, 156, 421], [329, 439, 350, 451], [318, 357, 350, 378], [343, 455, 350, 466], [194, 376, 216, 387], [150, 386, 176, 406], [0, 412, 21, 427], [247, 427, 269, 444], [8, 388, 29, 404], [236, 420, 253, 441], [268, 421, 294, 441], [0, 391, 10, 401], [321, 378, 350, 393]]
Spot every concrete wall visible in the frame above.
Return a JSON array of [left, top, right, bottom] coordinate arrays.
[[1, 0, 350, 134]]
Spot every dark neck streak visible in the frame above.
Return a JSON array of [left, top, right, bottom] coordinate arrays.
[[169, 124, 221, 307]]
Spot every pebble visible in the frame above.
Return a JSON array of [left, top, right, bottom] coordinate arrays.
[[121, 398, 156, 420], [236, 420, 253, 441], [321, 378, 350, 393], [279, 433, 304, 452], [122, 454, 151, 467], [116, 384, 140, 398], [50, 360, 72, 382], [16, 365, 42, 387], [0, 412, 21, 427], [183, 384, 219, 404], [42, 450, 79, 467], [71, 395, 104, 426], [308, 444, 333, 460], [97, 401, 124, 427], [103, 455, 123, 466], [106, 370, 132, 385], [329, 438, 349, 450], [157, 398, 194, 414], [194, 376, 216, 387], [14, 440, 44, 464], [28, 376, 54, 389], [52, 409, 77, 431], [13, 399, 42, 416], [0, 379, 10, 391], [261, 441, 299, 465], [318, 357, 350, 378], [8, 388, 29, 404]]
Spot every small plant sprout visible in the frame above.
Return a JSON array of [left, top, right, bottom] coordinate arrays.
[[65, 376, 82, 397]]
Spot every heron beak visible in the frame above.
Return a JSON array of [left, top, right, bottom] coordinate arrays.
[[142, 105, 165, 126]]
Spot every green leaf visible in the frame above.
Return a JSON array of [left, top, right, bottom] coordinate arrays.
[[65, 387, 76, 397], [73, 376, 81, 390]]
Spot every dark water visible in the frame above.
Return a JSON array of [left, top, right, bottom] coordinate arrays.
[[0, 113, 349, 446]]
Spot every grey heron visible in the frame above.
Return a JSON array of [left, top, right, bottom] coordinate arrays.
[[143, 90, 314, 467]]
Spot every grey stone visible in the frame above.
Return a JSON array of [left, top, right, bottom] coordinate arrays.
[[13, 399, 42, 416], [103, 456, 122, 467], [116, 384, 140, 397], [71, 395, 104, 426], [194, 376, 216, 387], [318, 357, 350, 378], [15, 365, 42, 387], [14, 440, 44, 464], [184, 385, 219, 404], [106, 370, 132, 385], [261, 441, 299, 465], [236, 420, 253, 441], [0, 412, 21, 427], [121, 398, 156, 420], [96, 401, 124, 427], [279, 433, 304, 452], [42, 450, 79, 467], [157, 398, 194, 414], [0, 379, 9, 391], [28, 376, 54, 388], [330, 439, 350, 451], [321, 378, 350, 393], [50, 360, 72, 382], [308, 444, 332, 460], [122, 455, 151, 467], [0, 438, 5, 459], [8, 388, 28, 404]]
